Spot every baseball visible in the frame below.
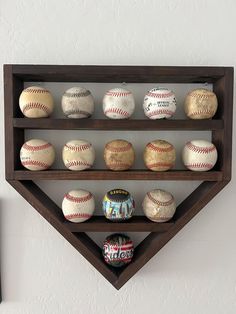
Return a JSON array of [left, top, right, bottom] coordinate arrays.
[[62, 140, 95, 171], [20, 139, 55, 171], [142, 189, 176, 222], [103, 88, 135, 119], [103, 189, 135, 221], [184, 88, 218, 119], [182, 140, 218, 171], [62, 189, 95, 223], [19, 86, 54, 118], [143, 140, 176, 171], [61, 86, 94, 118], [104, 139, 135, 171], [143, 87, 176, 119]]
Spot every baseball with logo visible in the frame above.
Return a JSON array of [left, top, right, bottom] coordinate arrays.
[[143, 87, 176, 119], [182, 140, 218, 171], [61, 86, 94, 118], [62, 140, 95, 171], [62, 189, 95, 223], [103, 189, 135, 221], [143, 139, 176, 171], [103, 88, 135, 119], [102, 233, 134, 267], [19, 86, 54, 118], [142, 189, 176, 222]]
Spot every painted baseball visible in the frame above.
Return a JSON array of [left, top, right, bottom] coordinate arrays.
[[104, 139, 135, 171], [102, 233, 134, 267], [144, 140, 176, 171], [62, 140, 95, 171], [182, 140, 218, 171], [142, 189, 176, 222], [62, 189, 95, 223], [20, 139, 55, 171], [19, 86, 54, 118], [103, 88, 135, 119], [184, 88, 218, 119], [143, 87, 176, 119], [61, 86, 94, 118], [103, 189, 135, 221]]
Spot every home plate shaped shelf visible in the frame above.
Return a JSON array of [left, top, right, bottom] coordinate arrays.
[[4, 65, 233, 290]]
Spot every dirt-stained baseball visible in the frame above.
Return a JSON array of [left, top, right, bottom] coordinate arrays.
[[184, 88, 218, 119], [144, 140, 176, 171], [19, 86, 54, 118], [62, 140, 95, 171], [104, 139, 135, 171], [182, 140, 218, 171], [61, 86, 94, 118], [62, 189, 95, 223], [143, 87, 176, 119], [20, 139, 55, 171], [142, 189, 176, 222], [103, 88, 135, 119]]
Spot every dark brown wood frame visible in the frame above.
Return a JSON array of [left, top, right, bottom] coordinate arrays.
[[3, 65, 233, 293]]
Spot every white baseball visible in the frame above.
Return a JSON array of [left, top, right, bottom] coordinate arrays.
[[62, 189, 95, 223], [103, 88, 135, 119], [61, 86, 94, 118], [19, 86, 54, 118], [62, 140, 95, 171], [142, 189, 176, 222], [143, 87, 176, 119], [182, 140, 218, 171], [20, 139, 55, 171]]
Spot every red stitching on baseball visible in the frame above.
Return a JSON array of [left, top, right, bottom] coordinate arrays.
[[105, 142, 132, 153], [147, 109, 174, 118], [21, 160, 49, 169], [147, 91, 174, 98], [65, 160, 92, 168], [186, 163, 213, 169], [65, 213, 92, 219], [147, 192, 174, 206], [23, 103, 50, 114], [24, 88, 50, 93], [188, 110, 215, 117], [65, 143, 92, 152], [104, 108, 130, 117], [65, 192, 92, 203], [186, 142, 216, 154], [188, 93, 215, 99], [106, 162, 131, 169], [105, 91, 132, 97], [22, 142, 52, 152], [147, 162, 174, 168], [147, 142, 173, 153]]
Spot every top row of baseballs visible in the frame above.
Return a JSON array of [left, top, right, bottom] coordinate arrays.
[[19, 86, 218, 120]]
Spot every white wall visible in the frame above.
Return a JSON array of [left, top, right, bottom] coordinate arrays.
[[1, 1, 236, 313]]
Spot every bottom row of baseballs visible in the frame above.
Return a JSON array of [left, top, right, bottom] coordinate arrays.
[[62, 188, 176, 223]]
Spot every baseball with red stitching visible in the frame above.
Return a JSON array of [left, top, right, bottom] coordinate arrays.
[[61, 86, 94, 118], [104, 139, 135, 171], [184, 88, 218, 119], [19, 86, 54, 118], [103, 88, 135, 119], [20, 139, 55, 171], [62, 140, 95, 171], [143, 139, 176, 171], [182, 140, 218, 171], [142, 189, 176, 222], [62, 189, 95, 223], [143, 87, 177, 119]]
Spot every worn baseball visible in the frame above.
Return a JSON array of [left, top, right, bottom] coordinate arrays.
[[104, 139, 135, 171], [103, 88, 135, 119], [142, 189, 176, 222], [62, 189, 95, 223], [62, 140, 95, 171], [184, 88, 218, 119], [61, 86, 94, 118], [143, 87, 176, 119], [20, 139, 55, 171], [19, 86, 54, 118], [182, 140, 218, 171], [144, 140, 176, 171]]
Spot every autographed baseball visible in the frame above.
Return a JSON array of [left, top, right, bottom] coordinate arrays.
[[143, 87, 176, 119], [61, 86, 94, 118], [19, 86, 54, 118], [104, 139, 135, 171], [103, 88, 135, 119], [62, 140, 95, 171], [20, 139, 55, 171], [62, 189, 95, 223], [182, 140, 218, 171], [142, 189, 176, 222], [144, 140, 176, 171], [184, 89, 218, 119]]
